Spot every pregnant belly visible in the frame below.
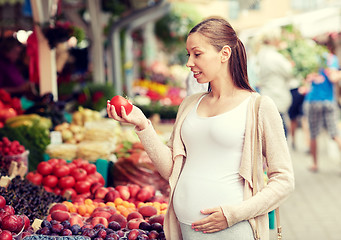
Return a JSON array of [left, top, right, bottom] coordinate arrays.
[[173, 174, 244, 224]]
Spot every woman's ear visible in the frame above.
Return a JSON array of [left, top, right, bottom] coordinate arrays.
[[221, 45, 231, 63]]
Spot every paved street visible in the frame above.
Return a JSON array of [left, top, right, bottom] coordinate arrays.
[[270, 129, 341, 240]]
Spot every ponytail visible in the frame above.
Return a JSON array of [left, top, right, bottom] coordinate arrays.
[[230, 39, 254, 91]]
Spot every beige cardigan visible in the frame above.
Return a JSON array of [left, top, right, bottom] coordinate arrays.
[[136, 92, 295, 240]]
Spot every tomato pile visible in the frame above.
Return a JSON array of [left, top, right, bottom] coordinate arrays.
[[0, 137, 27, 171], [0, 89, 23, 128], [26, 158, 105, 200]]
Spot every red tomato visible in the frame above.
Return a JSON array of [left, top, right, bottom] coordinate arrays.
[[26, 172, 43, 185], [74, 180, 92, 194], [70, 168, 87, 181], [110, 95, 133, 117], [53, 188, 62, 195], [58, 176, 76, 189], [88, 172, 105, 186], [48, 158, 59, 167], [62, 188, 77, 199], [72, 158, 87, 167], [37, 162, 53, 176], [42, 175, 58, 188], [53, 164, 70, 178], [44, 186, 53, 192], [58, 158, 68, 165], [67, 162, 77, 172], [82, 163, 97, 175]]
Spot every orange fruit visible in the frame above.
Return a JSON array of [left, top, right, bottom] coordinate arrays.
[[84, 199, 93, 205], [78, 205, 87, 216], [114, 197, 123, 206]]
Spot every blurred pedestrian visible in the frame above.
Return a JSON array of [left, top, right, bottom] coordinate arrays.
[[0, 36, 36, 97], [107, 18, 294, 240], [256, 27, 293, 137], [304, 42, 341, 172], [288, 79, 309, 150]]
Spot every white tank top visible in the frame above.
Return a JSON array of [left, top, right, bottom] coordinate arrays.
[[173, 94, 250, 224]]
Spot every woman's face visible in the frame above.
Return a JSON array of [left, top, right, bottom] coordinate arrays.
[[186, 32, 223, 84]]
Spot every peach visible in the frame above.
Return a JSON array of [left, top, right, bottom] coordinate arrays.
[[94, 187, 109, 200], [50, 210, 71, 222], [138, 205, 157, 217], [108, 213, 127, 228], [93, 206, 116, 215], [90, 182, 103, 195], [148, 214, 164, 225], [90, 211, 111, 220], [91, 216, 108, 228], [49, 203, 68, 214], [136, 187, 154, 202], [107, 187, 116, 192], [126, 211, 143, 221], [104, 190, 120, 203], [128, 184, 141, 198], [115, 185, 130, 200], [127, 218, 145, 230], [70, 213, 84, 227]]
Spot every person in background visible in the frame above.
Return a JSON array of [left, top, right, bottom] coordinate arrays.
[[0, 36, 36, 98], [107, 18, 294, 240], [288, 78, 310, 151], [256, 27, 293, 137], [304, 40, 341, 172]]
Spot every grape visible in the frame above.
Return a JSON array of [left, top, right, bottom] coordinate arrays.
[[0, 176, 65, 223]]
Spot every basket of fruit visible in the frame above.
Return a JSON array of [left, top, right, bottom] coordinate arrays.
[[0, 137, 29, 173]]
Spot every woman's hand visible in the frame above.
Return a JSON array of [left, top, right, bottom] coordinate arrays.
[[191, 207, 228, 233], [107, 100, 149, 131]]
